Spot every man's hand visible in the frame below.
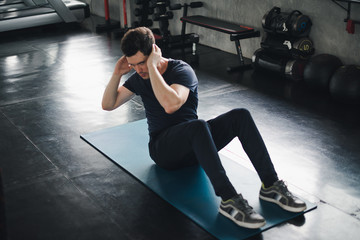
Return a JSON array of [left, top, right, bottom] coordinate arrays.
[[114, 56, 132, 76], [147, 44, 162, 68], [102, 56, 134, 111]]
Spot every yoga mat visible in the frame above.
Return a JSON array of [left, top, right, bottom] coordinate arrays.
[[81, 119, 316, 240]]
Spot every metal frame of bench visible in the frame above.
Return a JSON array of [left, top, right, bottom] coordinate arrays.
[[180, 15, 260, 71]]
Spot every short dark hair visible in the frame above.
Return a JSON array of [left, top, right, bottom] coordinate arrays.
[[120, 27, 155, 57]]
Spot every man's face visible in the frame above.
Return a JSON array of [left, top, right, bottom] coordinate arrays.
[[126, 51, 149, 79]]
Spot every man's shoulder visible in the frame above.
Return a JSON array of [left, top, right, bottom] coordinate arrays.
[[165, 59, 198, 90], [168, 58, 191, 69]]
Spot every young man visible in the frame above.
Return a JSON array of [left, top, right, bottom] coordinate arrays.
[[102, 27, 306, 229]]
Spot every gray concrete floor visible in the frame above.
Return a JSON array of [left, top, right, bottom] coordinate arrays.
[[0, 17, 359, 239]]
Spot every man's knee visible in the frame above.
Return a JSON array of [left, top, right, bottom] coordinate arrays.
[[187, 119, 211, 137], [229, 108, 256, 129], [231, 108, 251, 119], [191, 119, 209, 130]]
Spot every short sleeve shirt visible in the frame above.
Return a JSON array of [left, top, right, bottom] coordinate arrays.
[[123, 59, 198, 136]]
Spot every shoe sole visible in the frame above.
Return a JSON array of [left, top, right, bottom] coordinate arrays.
[[259, 195, 307, 213], [219, 208, 266, 229]]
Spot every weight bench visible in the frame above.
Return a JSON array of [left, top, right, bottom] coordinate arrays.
[[180, 15, 260, 71]]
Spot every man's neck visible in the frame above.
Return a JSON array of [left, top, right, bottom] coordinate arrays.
[[157, 57, 169, 75]]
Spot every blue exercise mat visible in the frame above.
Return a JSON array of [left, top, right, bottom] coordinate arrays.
[[81, 119, 316, 240]]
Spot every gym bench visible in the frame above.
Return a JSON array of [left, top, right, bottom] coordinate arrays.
[[180, 15, 260, 71]]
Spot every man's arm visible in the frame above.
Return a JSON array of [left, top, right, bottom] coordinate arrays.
[[147, 44, 190, 114], [102, 56, 135, 111]]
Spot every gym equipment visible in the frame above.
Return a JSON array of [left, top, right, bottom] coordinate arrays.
[[170, 1, 203, 38], [151, 1, 202, 59], [180, 15, 260, 71], [113, 0, 132, 38], [134, 8, 154, 17], [81, 119, 317, 240], [262, 7, 312, 38], [95, 0, 120, 32], [170, 1, 203, 10], [151, 0, 173, 40], [261, 33, 314, 59], [331, 0, 360, 33], [0, 0, 89, 32], [252, 7, 315, 82], [304, 54, 343, 90], [254, 7, 313, 81], [133, 0, 153, 28], [150, 0, 170, 8], [329, 65, 360, 104], [153, 11, 173, 21], [252, 48, 307, 82], [346, 19, 355, 34]]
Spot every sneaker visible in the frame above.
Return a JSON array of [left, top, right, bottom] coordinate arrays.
[[219, 194, 266, 229], [259, 180, 307, 212]]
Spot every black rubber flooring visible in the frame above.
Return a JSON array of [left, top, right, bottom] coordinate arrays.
[[0, 18, 359, 240]]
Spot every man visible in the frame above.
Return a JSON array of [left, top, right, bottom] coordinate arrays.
[[102, 27, 306, 229]]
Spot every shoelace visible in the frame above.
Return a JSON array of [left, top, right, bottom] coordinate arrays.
[[276, 180, 294, 197], [234, 196, 255, 214]]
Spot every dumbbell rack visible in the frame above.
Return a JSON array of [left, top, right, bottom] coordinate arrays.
[[151, 0, 173, 39], [151, 1, 202, 55], [121, 0, 201, 63], [133, 0, 153, 28]]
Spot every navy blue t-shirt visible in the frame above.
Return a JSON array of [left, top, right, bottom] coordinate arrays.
[[123, 59, 198, 136]]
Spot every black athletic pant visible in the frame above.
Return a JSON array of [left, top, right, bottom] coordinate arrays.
[[148, 108, 278, 200]]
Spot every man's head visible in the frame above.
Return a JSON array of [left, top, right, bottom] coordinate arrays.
[[120, 27, 155, 79], [121, 27, 155, 57]]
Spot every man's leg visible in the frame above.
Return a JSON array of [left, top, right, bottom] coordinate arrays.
[[149, 119, 237, 200], [149, 118, 267, 228], [208, 108, 306, 213], [207, 108, 278, 187]]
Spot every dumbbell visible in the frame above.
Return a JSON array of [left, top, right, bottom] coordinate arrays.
[[135, 0, 150, 5], [134, 7, 154, 16], [169, 1, 203, 10], [133, 19, 153, 27], [153, 11, 173, 21], [150, 0, 170, 8]]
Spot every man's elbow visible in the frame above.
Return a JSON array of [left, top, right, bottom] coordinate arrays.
[[102, 103, 114, 111], [164, 108, 176, 114], [164, 97, 186, 114], [164, 104, 181, 114]]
